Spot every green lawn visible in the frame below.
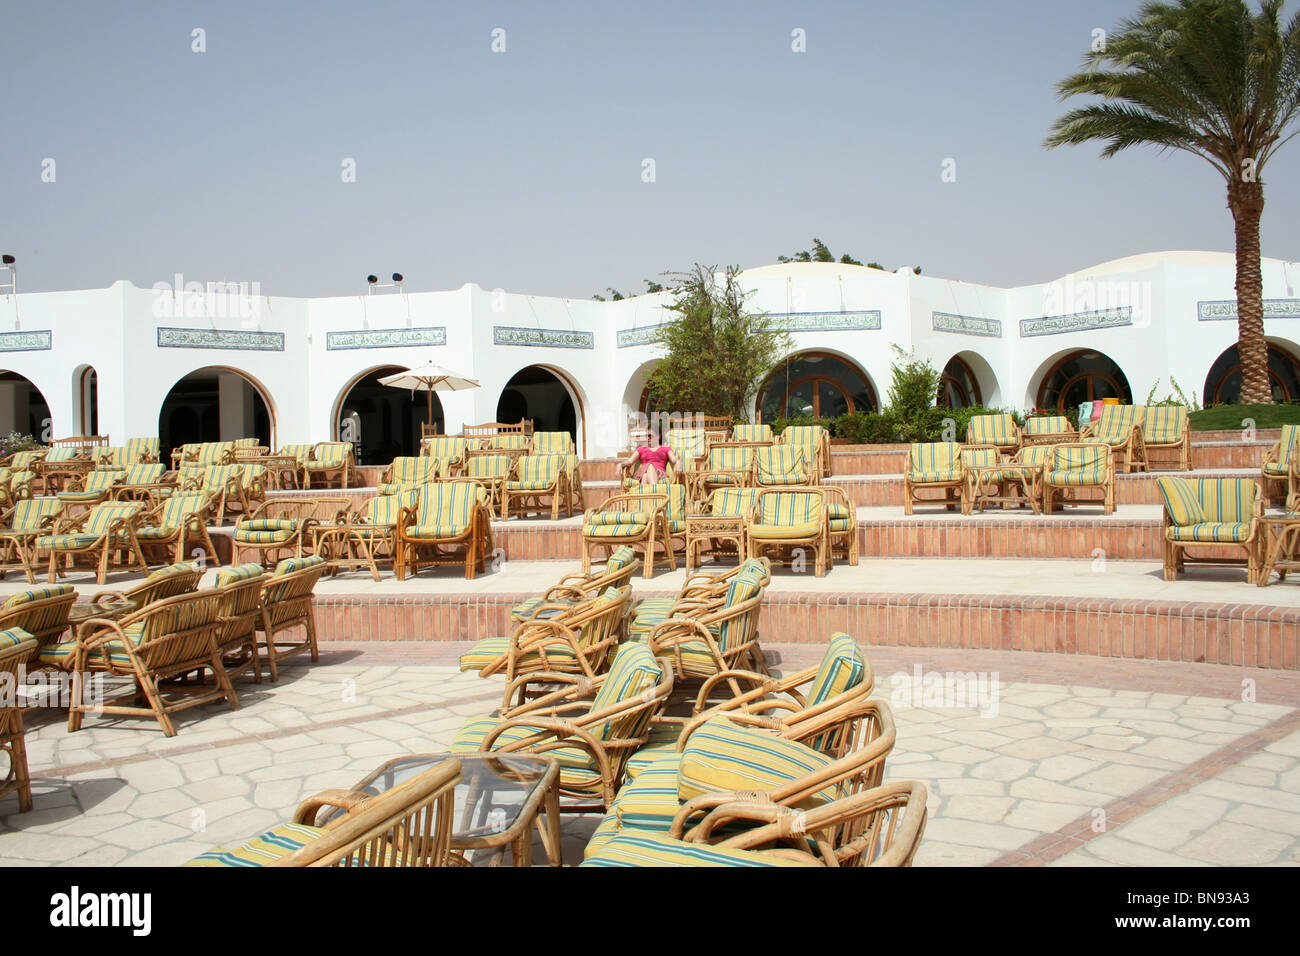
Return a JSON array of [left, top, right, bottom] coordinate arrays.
[[1189, 403, 1300, 431]]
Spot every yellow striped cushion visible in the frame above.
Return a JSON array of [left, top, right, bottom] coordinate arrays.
[[3, 584, 75, 609], [184, 822, 326, 866], [1024, 416, 1070, 436], [533, 432, 574, 456], [1156, 477, 1207, 526], [755, 446, 805, 482], [581, 830, 817, 867], [1045, 468, 1107, 486], [465, 455, 511, 478], [677, 717, 837, 806], [587, 643, 662, 740], [1015, 446, 1054, 467], [307, 444, 351, 468], [0, 626, 35, 650], [1092, 405, 1136, 442], [968, 414, 1016, 445], [747, 520, 821, 539], [624, 723, 684, 780], [1167, 522, 1252, 543], [451, 718, 602, 794], [1197, 478, 1257, 524], [909, 442, 960, 475], [711, 488, 759, 517], [1142, 405, 1186, 444], [806, 633, 867, 706], [732, 424, 772, 443], [708, 446, 753, 472]]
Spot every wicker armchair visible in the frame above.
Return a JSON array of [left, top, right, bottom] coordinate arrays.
[[211, 563, 269, 683], [256, 556, 328, 681], [965, 413, 1019, 455], [0, 628, 39, 811], [582, 489, 673, 578], [302, 442, 354, 489], [451, 643, 673, 814], [1141, 405, 1192, 472], [903, 442, 965, 514], [0, 585, 77, 654], [232, 498, 338, 566], [1042, 442, 1115, 515], [1261, 424, 1300, 508], [0, 499, 65, 583], [135, 492, 219, 567], [781, 425, 831, 481], [1157, 476, 1264, 584], [747, 488, 830, 577], [1080, 404, 1147, 474], [394, 482, 492, 580], [502, 455, 569, 521], [35, 501, 147, 584], [509, 546, 640, 623]]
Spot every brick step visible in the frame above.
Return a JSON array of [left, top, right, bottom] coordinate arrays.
[[309, 589, 1296, 669]]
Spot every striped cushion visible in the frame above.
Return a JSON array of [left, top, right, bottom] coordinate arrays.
[[707, 446, 754, 472], [826, 503, 853, 533], [145, 561, 199, 582], [961, 447, 1001, 469], [1024, 416, 1071, 436], [510, 597, 572, 622], [758, 492, 822, 527], [732, 424, 772, 443], [3, 584, 75, 609], [747, 519, 821, 539], [232, 529, 294, 544], [581, 522, 649, 538], [274, 555, 326, 576], [755, 446, 806, 483], [39, 634, 136, 669], [629, 597, 681, 642], [584, 812, 624, 858], [1156, 477, 1207, 527], [306, 444, 351, 468], [587, 511, 652, 528], [581, 830, 816, 868], [362, 493, 415, 525], [606, 545, 636, 571], [238, 519, 296, 532], [1197, 478, 1257, 523], [968, 414, 1017, 445], [711, 488, 759, 517], [668, 430, 707, 465], [488, 435, 531, 451], [45, 448, 80, 462], [0, 627, 34, 650], [624, 723, 685, 780], [910, 469, 963, 482], [456, 635, 578, 672], [909, 443, 960, 477], [465, 455, 511, 478], [782, 426, 825, 463], [1274, 424, 1300, 469], [532, 432, 574, 456], [387, 456, 437, 484], [604, 753, 684, 837], [5, 499, 63, 531], [806, 633, 867, 706], [409, 522, 472, 539], [586, 643, 663, 739], [1045, 468, 1107, 486], [1090, 406, 1137, 444], [677, 717, 837, 806], [184, 822, 326, 867], [216, 563, 265, 586], [37, 533, 101, 549], [1142, 405, 1186, 444], [1167, 522, 1252, 544], [1015, 446, 1054, 467]]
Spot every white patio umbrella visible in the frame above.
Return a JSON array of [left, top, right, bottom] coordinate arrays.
[[377, 362, 480, 431]]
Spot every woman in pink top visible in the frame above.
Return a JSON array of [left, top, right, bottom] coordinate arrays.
[[619, 437, 679, 485]]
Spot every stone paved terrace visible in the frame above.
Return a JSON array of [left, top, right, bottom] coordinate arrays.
[[1, 643, 1296, 866]]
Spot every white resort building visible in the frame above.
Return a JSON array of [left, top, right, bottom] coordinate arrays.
[[2, 250, 1298, 464]]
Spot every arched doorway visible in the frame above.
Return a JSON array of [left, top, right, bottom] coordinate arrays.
[[1203, 342, 1300, 405], [0, 371, 52, 440], [74, 365, 99, 435], [757, 351, 877, 420], [938, 355, 984, 409], [334, 366, 442, 466], [1034, 350, 1131, 414], [159, 367, 274, 463], [497, 366, 580, 445]]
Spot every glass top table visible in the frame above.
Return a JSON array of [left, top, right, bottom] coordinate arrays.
[[321, 752, 563, 867]]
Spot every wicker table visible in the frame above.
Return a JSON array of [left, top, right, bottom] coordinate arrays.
[[967, 463, 1041, 515], [1256, 514, 1300, 587], [323, 752, 562, 867], [68, 598, 139, 625], [36, 460, 94, 495], [685, 512, 746, 570], [310, 523, 392, 581]]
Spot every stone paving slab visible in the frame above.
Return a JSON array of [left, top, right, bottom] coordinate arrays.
[[0, 644, 1295, 867]]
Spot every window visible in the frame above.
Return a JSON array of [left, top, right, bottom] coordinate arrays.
[[1036, 351, 1131, 414], [758, 352, 876, 420]]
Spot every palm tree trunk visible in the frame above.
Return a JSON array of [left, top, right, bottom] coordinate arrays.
[[1228, 179, 1272, 405]]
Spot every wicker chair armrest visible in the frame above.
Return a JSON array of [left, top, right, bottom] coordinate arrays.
[[482, 716, 615, 786], [292, 788, 372, 826], [667, 790, 775, 840]]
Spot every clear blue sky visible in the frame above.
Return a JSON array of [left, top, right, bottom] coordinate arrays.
[[2, 0, 1296, 299]]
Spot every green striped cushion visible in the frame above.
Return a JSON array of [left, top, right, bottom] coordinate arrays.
[[1167, 522, 1252, 543], [826, 502, 853, 532], [629, 597, 680, 642], [307, 444, 351, 468], [581, 830, 816, 867], [1142, 405, 1186, 444], [1015, 446, 1054, 467], [465, 455, 511, 478], [732, 424, 772, 443], [37, 533, 101, 549], [144, 561, 199, 582], [961, 447, 1000, 469], [409, 522, 472, 539], [532, 432, 574, 456], [748, 520, 820, 539], [1056, 445, 1109, 471], [605, 753, 684, 836], [1156, 477, 1207, 526], [755, 446, 805, 482], [216, 563, 265, 586], [711, 488, 759, 517], [587, 643, 663, 740], [0, 627, 34, 650], [806, 633, 867, 706], [1197, 478, 1257, 523], [83, 504, 140, 537], [6, 499, 63, 530], [238, 519, 296, 533], [759, 492, 821, 526], [782, 426, 825, 462], [1090, 406, 1136, 443], [607, 545, 636, 572], [624, 723, 685, 780], [677, 716, 837, 806], [910, 443, 960, 475], [362, 493, 415, 525], [707, 446, 753, 472], [184, 822, 326, 867], [968, 414, 1016, 445], [274, 555, 326, 576], [3, 584, 75, 609], [1276, 424, 1300, 468], [45, 448, 80, 462], [1024, 416, 1070, 436], [1045, 467, 1107, 486]]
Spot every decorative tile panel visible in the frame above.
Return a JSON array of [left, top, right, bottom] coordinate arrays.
[[1019, 307, 1131, 337], [492, 326, 594, 349], [932, 312, 1002, 338], [156, 327, 285, 351], [326, 327, 447, 350], [616, 326, 666, 348], [764, 310, 881, 332], [1197, 299, 1300, 321], [0, 330, 52, 352]]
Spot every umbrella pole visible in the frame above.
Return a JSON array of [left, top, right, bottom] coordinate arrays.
[[427, 389, 434, 434]]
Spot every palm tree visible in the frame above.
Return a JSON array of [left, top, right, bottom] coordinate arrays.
[[1045, 0, 1300, 405]]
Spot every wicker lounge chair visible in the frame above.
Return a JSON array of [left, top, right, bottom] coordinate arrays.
[[1157, 476, 1263, 584], [419, 437, 468, 477], [685, 487, 760, 570], [509, 546, 640, 623], [0, 628, 39, 811], [47, 589, 235, 736], [395, 482, 492, 580], [1042, 442, 1115, 515], [627, 557, 772, 644], [1080, 404, 1148, 474], [209, 563, 269, 683], [186, 758, 462, 867], [1141, 405, 1192, 472], [378, 456, 438, 495], [747, 488, 830, 577], [502, 454, 570, 521], [232, 498, 328, 567], [256, 555, 328, 681], [0, 499, 65, 583], [302, 441, 354, 489], [583, 483, 685, 578], [781, 425, 830, 481], [179, 464, 247, 525], [1261, 423, 1300, 508], [451, 642, 673, 813], [135, 492, 219, 567], [35, 501, 148, 584], [83, 561, 203, 622], [583, 699, 896, 858], [903, 442, 965, 515], [56, 470, 126, 512], [965, 413, 1019, 455]]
